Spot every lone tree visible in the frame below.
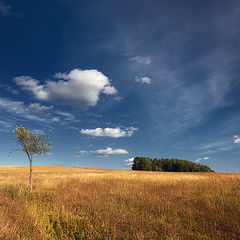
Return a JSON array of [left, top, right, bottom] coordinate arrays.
[[13, 126, 52, 190]]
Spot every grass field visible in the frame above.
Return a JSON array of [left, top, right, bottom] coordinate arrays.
[[0, 166, 239, 240]]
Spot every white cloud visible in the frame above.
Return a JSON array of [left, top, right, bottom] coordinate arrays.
[[52, 117, 60, 122], [135, 76, 152, 84], [91, 148, 128, 157], [129, 56, 151, 65], [124, 157, 134, 166], [29, 103, 53, 111], [233, 135, 240, 144], [14, 69, 118, 107], [74, 151, 88, 158], [80, 127, 138, 138]]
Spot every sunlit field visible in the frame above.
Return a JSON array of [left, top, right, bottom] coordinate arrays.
[[0, 166, 239, 240]]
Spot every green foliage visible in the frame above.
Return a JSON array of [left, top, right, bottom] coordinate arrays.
[[132, 157, 214, 172], [13, 126, 52, 159]]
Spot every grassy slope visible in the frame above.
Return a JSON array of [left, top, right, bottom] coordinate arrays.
[[0, 166, 239, 240]]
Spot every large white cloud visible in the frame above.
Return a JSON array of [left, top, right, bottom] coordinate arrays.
[[80, 127, 138, 138], [91, 147, 128, 157], [14, 69, 118, 107]]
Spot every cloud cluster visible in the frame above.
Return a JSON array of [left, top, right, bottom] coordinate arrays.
[[233, 135, 240, 144], [80, 127, 138, 138], [135, 76, 152, 84], [91, 148, 128, 157], [14, 69, 117, 107]]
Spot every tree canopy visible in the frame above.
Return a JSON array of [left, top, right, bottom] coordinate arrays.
[[13, 126, 52, 190], [132, 157, 214, 172]]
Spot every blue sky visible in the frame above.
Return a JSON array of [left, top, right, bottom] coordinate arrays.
[[0, 0, 240, 172]]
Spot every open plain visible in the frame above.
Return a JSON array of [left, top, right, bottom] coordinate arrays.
[[0, 166, 239, 240]]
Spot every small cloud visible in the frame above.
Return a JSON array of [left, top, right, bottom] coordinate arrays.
[[195, 156, 211, 163], [80, 127, 138, 138], [124, 157, 134, 163], [115, 96, 123, 102], [129, 56, 151, 65], [91, 147, 128, 157], [135, 76, 152, 84], [233, 135, 240, 144], [124, 157, 134, 167], [74, 151, 88, 158], [52, 117, 60, 122]]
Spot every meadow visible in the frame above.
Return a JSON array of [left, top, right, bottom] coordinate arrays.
[[0, 166, 239, 240]]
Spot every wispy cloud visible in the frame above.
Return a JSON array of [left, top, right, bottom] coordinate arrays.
[[0, 1, 20, 17], [29, 103, 53, 111], [195, 156, 211, 163], [129, 56, 151, 65], [74, 150, 88, 158], [198, 140, 233, 154], [0, 97, 53, 123], [0, 1, 11, 16], [0, 84, 19, 95]]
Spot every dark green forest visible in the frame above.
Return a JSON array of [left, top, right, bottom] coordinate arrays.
[[132, 157, 214, 172]]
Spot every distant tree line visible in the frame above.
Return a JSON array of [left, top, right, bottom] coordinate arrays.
[[132, 157, 214, 172]]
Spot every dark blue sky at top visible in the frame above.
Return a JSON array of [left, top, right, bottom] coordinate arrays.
[[0, 0, 240, 172]]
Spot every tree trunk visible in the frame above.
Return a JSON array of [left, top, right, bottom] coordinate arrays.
[[29, 159, 33, 191]]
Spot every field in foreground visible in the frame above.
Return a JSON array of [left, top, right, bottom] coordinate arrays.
[[0, 167, 239, 240]]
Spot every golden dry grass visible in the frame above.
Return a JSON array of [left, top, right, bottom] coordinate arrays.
[[0, 166, 239, 240]]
